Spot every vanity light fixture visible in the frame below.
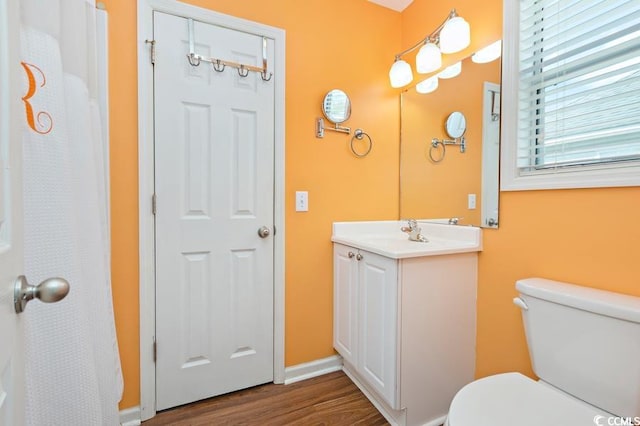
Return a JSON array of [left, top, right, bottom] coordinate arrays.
[[389, 9, 470, 88], [471, 40, 502, 63], [416, 41, 441, 73], [389, 58, 414, 88], [439, 14, 471, 54], [437, 61, 462, 79]]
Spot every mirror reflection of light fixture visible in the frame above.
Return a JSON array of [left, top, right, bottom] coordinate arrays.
[[416, 76, 439, 94], [472, 40, 502, 64], [437, 61, 462, 79], [388, 9, 471, 88]]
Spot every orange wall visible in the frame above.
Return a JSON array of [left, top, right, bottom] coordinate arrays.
[[101, 0, 140, 410], [102, 0, 401, 409], [477, 187, 640, 378]]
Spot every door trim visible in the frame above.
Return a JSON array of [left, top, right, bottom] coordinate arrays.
[[136, 0, 286, 420]]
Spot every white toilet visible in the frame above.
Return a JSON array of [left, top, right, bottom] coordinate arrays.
[[445, 277, 640, 426]]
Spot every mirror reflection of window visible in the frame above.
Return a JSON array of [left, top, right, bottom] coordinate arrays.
[[323, 89, 350, 123], [482, 83, 501, 228]]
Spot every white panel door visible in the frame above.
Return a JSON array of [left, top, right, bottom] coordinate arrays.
[[0, 0, 25, 424], [358, 250, 399, 409], [333, 244, 358, 367], [154, 12, 275, 410]]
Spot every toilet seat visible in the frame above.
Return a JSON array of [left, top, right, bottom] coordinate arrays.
[[446, 372, 607, 426]]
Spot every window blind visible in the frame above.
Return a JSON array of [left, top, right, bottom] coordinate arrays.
[[517, 0, 640, 172]]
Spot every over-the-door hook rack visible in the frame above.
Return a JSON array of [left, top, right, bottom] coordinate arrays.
[[187, 53, 201, 67], [490, 89, 501, 121], [186, 19, 273, 81], [238, 65, 249, 77], [212, 59, 225, 72]]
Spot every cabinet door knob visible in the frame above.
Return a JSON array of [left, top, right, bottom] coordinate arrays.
[[356, 253, 363, 261], [348, 251, 355, 258]]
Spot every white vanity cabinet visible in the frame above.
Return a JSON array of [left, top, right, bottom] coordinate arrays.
[[333, 243, 399, 409], [332, 222, 480, 426]]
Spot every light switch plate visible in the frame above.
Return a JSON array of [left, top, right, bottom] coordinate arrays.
[[468, 194, 476, 209], [296, 191, 309, 212]]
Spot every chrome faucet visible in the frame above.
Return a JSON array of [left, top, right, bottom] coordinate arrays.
[[448, 217, 462, 225], [401, 219, 428, 242]]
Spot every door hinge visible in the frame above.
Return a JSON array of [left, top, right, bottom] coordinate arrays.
[[145, 39, 156, 65], [153, 339, 157, 363], [152, 193, 157, 215]]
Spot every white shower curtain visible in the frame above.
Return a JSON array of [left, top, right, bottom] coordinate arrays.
[[20, 0, 123, 424]]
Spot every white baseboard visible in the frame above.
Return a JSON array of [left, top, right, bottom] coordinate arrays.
[[284, 354, 343, 385], [119, 405, 141, 426]]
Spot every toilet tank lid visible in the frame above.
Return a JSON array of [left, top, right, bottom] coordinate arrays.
[[516, 278, 640, 323]]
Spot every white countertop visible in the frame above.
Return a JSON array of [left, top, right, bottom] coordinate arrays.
[[331, 220, 482, 259]]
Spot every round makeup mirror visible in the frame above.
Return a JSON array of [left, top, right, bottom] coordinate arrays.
[[322, 89, 351, 124], [445, 111, 467, 138]]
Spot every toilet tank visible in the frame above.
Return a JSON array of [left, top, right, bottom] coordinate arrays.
[[516, 278, 640, 418]]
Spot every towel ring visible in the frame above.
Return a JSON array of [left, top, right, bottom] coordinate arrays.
[[350, 129, 372, 158], [429, 139, 446, 163]]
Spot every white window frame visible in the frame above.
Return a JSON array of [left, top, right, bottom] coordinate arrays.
[[500, 0, 640, 191]]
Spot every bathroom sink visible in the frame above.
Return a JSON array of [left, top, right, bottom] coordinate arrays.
[[331, 220, 482, 259]]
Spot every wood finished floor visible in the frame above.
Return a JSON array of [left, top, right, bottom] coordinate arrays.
[[143, 371, 389, 426]]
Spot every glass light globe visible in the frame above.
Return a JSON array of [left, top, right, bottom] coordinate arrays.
[[416, 42, 442, 74], [389, 59, 413, 88], [439, 16, 471, 54], [416, 76, 439, 94], [437, 61, 462, 79], [472, 40, 502, 63]]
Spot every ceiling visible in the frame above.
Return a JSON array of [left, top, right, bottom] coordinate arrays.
[[367, 0, 414, 12]]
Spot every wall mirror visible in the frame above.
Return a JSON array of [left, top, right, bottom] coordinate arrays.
[[446, 112, 467, 138], [322, 89, 351, 124], [400, 49, 501, 228]]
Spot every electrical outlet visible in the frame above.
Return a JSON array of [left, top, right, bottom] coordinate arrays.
[[468, 194, 476, 209], [296, 191, 309, 212]]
